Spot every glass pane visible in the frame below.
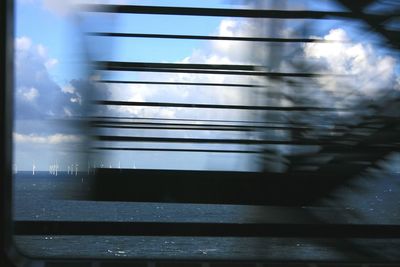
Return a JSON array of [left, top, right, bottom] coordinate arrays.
[[12, 0, 400, 263]]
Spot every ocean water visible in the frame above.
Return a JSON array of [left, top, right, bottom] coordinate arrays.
[[11, 170, 400, 261], [13, 170, 400, 223], [14, 171, 93, 201]]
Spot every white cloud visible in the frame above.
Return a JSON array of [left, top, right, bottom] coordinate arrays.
[[36, 44, 59, 69], [14, 36, 86, 119], [63, 84, 82, 106], [14, 133, 83, 144], [62, 84, 76, 94], [102, 18, 263, 122], [108, 84, 151, 116], [210, 19, 256, 64], [15, 36, 32, 51], [15, 36, 59, 71], [81, 21, 398, 122], [304, 28, 397, 97], [45, 58, 59, 69], [63, 107, 73, 117], [41, 0, 75, 16], [17, 87, 39, 102], [69, 91, 82, 105], [36, 44, 47, 57]]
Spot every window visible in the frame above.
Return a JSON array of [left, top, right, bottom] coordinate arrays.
[[3, 0, 400, 266]]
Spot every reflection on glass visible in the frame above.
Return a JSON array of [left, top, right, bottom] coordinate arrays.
[[12, 0, 400, 262]]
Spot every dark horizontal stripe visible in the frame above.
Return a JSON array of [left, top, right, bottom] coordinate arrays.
[[90, 169, 400, 205], [94, 61, 256, 71], [94, 136, 396, 149], [88, 32, 338, 43], [93, 124, 254, 131], [95, 135, 292, 144], [94, 62, 330, 77], [91, 120, 315, 131], [97, 67, 266, 76], [14, 220, 400, 238], [93, 146, 375, 154], [88, 116, 343, 127], [93, 147, 260, 153], [96, 80, 263, 88], [91, 120, 336, 130], [95, 100, 339, 111], [79, 4, 384, 20], [93, 135, 341, 146], [89, 116, 274, 124]]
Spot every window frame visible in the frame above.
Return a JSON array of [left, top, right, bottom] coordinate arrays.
[[3, 1, 400, 266]]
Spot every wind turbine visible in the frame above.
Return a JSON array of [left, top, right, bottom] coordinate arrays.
[[32, 161, 36, 176]]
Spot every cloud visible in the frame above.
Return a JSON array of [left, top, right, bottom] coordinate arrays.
[[17, 87, 39, 102], [15, 36, 64, 119], [63, 107, 73, 117], [61, 84, 76, 94], [14, 133, 83, 144], [15, 36, 107, 119], [45, 58, 59, 69], [102, 18, 264, 122], [210, 18, 262, 64], [16, 36, 32, 50], [14, 17, 263, 124], [303, 28, 398, 98], [41, 0, 73, 15]]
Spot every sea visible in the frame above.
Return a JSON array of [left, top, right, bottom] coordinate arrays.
[[10, 170, 400, 261]]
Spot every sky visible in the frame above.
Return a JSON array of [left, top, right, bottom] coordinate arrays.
[[13, 0, 400, 172], [14, 0, 250, 171]]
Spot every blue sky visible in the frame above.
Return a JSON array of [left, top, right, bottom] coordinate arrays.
[[14, 0, 254, 171], [13, 0, 400, 172]]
